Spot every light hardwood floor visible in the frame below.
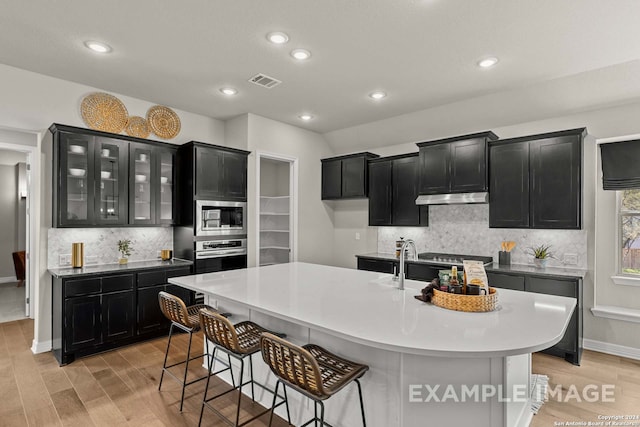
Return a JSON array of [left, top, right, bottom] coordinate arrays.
[[1, 319, 638, 426]]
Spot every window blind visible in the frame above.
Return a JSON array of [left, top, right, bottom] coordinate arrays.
[[600, 139, 640, 190]]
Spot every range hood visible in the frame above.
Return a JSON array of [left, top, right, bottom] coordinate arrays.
[[415, 192, 489, 205]]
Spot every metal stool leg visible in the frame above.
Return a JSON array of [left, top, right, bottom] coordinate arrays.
[[268, 380, 281, 427], [319, 400, 325, 427], [179, 330, 194, 411], [234, 358, 245, 426], [228, 353, 236, 387], [199, 346, 217, 427], [158, 323, 174, 391], [283, 384, 291, 425], [249, 353, 256, 401], [355, 379, 366, 426]]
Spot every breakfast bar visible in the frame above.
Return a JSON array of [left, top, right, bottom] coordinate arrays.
[[169, 262, 576, 427]]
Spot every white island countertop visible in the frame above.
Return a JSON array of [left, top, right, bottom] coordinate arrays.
[[169, 262, 576, 358]]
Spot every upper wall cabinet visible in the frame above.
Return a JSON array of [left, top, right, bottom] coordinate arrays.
[[321, 152, 379, 200], [176, 142, 249, 204], [417, 131, 498, 195], [489, 128, 585, 229], [368, 154, 428, 226], [50, 124, 176, 228]]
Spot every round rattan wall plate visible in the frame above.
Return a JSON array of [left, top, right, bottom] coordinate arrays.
[[147, 105, 181, 139], [125, 116, 151, 138], [81, 92, 129, 133]]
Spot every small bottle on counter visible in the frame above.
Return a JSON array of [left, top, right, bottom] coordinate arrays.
[[449, 266, 459, 286], [395, 237, 404, 258]]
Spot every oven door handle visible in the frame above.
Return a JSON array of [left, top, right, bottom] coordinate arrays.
[[195, 249, 247, 259]]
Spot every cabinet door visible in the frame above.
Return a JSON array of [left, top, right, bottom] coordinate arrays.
[[57, 132, 95, 227], [405, 263, 439, 282], [222, 152, 247, 200], [489, 141, 530, 228], [157, 148, 176, 225], [130, 143, 156, 225], [64, 295, 102, 351], [342, 157, 367, 198], [487, 272, 525, 291], [530, 136, 581, 229], [166, 285, 195, 307], [419, 144, 450, 194], [368, 161, 392, 226], [102, 291, 135, 342], [95, 137, 128, 226], [525, 276, 578, 352], [450, 138, 487, 193], [392, 157, 422, 226], [321, 160, 342, 199], [137, 285, 167, 335], [195, 146, 224, 199]]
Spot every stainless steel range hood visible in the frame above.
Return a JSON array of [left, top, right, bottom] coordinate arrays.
[[415, 192, 489, 205]]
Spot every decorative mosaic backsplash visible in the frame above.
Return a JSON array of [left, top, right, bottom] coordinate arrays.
[[48, 227, 173, 267], [378, 204, 588, 269]]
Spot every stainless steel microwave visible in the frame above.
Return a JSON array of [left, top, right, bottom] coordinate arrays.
[[195, 200, 247, 236]]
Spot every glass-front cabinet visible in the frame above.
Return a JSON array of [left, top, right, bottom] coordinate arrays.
[[52, 124, 175, 228], [95, 138, 128, 225]]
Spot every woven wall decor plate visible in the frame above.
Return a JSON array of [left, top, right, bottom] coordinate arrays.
[[125, 116, 151, 138], [81, 92, 129, 133], [147, 105, 181, 139]]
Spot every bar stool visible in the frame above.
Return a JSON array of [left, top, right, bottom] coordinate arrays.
[[260, 332, 369, 427], [157, 291, 226, 411], [198, 308, 290, 427]]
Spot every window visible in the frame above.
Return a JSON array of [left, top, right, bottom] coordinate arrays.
[[620, 189, 640, 275]]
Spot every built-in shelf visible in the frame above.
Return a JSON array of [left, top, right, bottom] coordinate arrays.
[[260, 229, 289, 233], [260, 212, 289, 216], [260, 196, 290, 199], [260, 193, 290, 266], [260, 262, 276, 266], [260, 246, 290, 251]]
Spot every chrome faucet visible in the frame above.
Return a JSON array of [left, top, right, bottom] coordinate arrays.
[[398, 239, 417, 290]]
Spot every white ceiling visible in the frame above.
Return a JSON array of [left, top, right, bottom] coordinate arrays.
[[2, 0, 640, 135]]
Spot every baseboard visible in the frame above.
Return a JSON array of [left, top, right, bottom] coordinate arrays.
[[0, 276, 17, 284], [583, 338, 640, 361], [31, 339, 52, 354]]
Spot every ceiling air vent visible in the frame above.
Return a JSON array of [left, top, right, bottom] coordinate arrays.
[[248, 73, 282, 89]]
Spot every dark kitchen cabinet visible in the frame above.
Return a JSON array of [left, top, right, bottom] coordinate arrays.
[[52, 265, 193, 365], [489, 128, 584, 230], [486, 272, 525, 291], [49, 124, 177, 228], [129, 144, 176, 226], [191, 144, 248, 201], [368, 161, 392, 225], [368, 154, 428, 226], [357, 257, 397, 274], [321, 152, 379, 200], [417, 131, 498, 195], [525, 276, 582, 365], [489, 141, 530, 228]]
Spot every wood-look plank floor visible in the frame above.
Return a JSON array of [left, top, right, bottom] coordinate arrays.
[[0, 319, 288, 427], [1, 319, 638, 426]]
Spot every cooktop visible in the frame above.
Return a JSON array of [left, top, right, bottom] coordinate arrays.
[[417, 252, 493, 266]]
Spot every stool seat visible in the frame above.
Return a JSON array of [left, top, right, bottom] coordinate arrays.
[[185, 304, 211, 330], [304, 344, 369, 399]]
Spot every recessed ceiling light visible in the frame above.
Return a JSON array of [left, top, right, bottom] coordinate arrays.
[[84, 41, 112, 53], [369, 91, 387, 100], [267, 32, 289, 44], [291, 49, 311, 60], [299, 114, 313, 121], [477, 57, 499, 68], [219, 87, 238, 96]]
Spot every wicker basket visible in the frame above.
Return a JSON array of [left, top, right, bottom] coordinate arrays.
[[431, 287, 498, 312]]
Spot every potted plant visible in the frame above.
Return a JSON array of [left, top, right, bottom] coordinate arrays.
[[528, 244, 554, 268], [117, 239, 133, 264]]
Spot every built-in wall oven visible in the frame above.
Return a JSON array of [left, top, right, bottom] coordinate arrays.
[[194, 238, 247, 274], [196, 200, 246, 236]]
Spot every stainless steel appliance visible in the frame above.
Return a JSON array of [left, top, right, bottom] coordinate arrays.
[[417, 252, 493, 267], [195, 200, 246, 236], [193, 238, 247, 274]]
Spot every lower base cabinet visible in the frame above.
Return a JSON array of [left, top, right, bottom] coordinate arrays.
[[53, 265, 193, 365]]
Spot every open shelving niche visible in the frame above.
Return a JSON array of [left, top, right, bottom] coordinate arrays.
[[259, 196, 291, 266]]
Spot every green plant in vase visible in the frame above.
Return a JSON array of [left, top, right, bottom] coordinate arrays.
[[118, 239, 134, 264], [528, 244, 554, 268]]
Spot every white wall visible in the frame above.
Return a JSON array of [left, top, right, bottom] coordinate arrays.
[[326, 100, 640, 352], [240, 113, 335, 268], [0, 63, 226, 352]]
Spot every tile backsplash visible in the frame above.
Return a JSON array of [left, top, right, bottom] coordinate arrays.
[[48, 227, 173, 268], [378, 204, 588, 269]]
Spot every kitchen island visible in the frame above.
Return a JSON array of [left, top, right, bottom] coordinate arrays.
[[169, 262, 576, 427]]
